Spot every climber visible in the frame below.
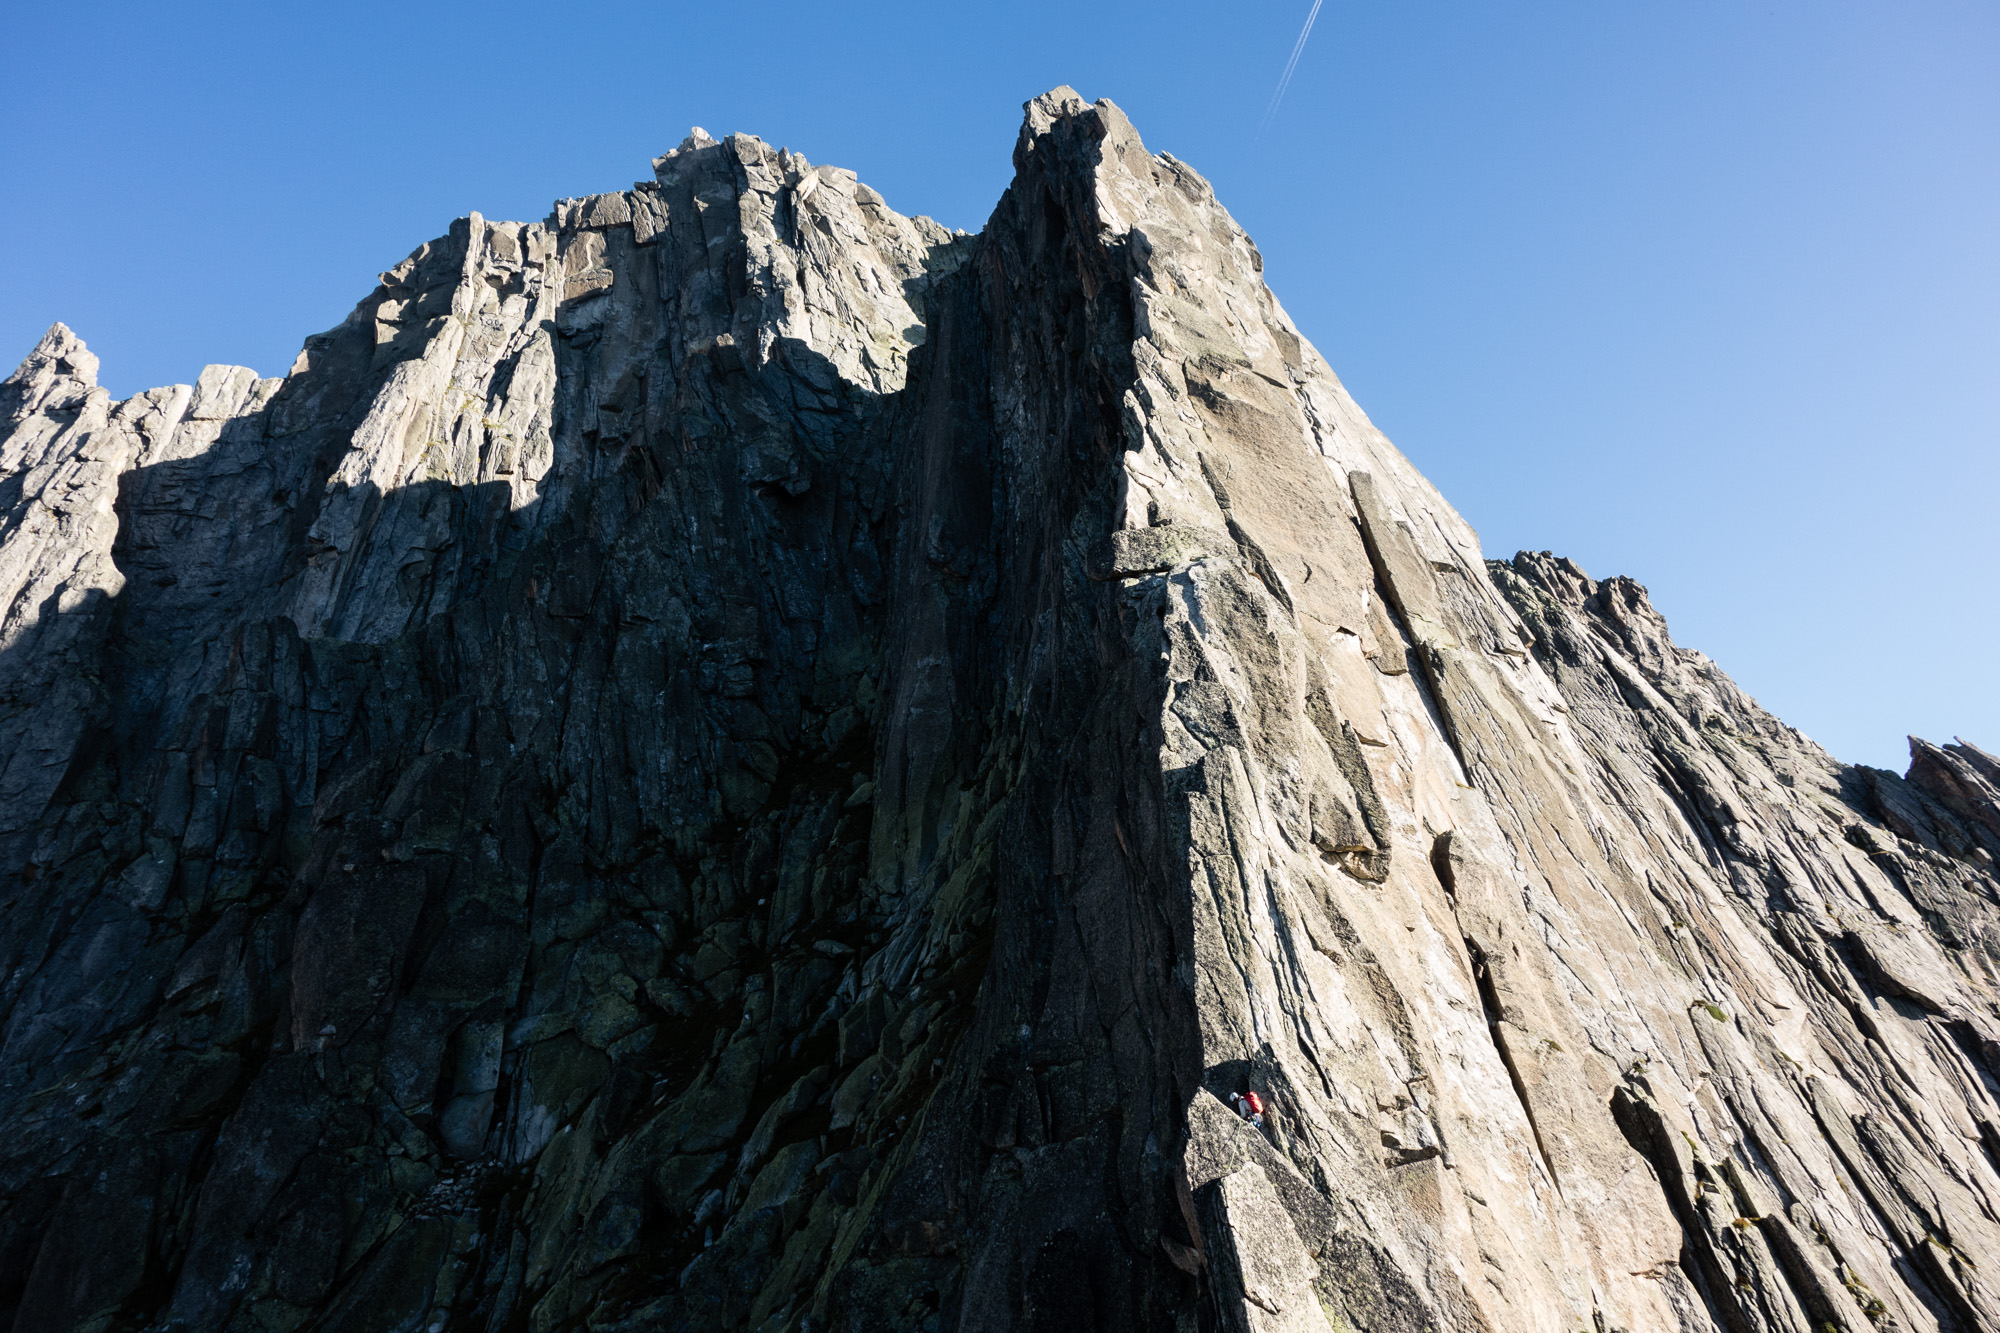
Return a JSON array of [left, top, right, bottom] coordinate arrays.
[[1229, 1089, 1267, 1131]]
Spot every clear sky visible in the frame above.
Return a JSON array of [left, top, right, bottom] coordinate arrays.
[[4, 2, 1994, 772]]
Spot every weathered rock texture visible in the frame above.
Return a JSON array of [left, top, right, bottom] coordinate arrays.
[[2, 89, 1998, 1333]]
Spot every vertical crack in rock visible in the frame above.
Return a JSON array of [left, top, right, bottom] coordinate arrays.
[[1431, 831, 1560, 1195], [1, 87, 1998, 1333]]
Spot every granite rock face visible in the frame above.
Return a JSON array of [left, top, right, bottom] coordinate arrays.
[[2, 89, 1998, 1333]]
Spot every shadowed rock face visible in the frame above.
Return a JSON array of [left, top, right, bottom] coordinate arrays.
[[1, 88, 1997, 1333]]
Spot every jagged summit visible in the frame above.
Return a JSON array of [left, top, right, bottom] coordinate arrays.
[[2, 91, 1997, 1333]]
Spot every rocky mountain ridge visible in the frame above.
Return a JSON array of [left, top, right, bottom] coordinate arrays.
[[1, 88, 1998, 1333]]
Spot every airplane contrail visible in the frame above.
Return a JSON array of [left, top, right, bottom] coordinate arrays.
[[1260, 0, 1326, 135]]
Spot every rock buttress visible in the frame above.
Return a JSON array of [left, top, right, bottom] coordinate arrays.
[[2, 89, 1998, 1333]]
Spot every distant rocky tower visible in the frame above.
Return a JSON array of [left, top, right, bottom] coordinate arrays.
[[3, 88, 1998, 1333]]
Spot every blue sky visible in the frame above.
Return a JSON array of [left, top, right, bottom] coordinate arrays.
[[4, 2, 1994, 771]]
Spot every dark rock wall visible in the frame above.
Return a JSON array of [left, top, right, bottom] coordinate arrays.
[[1, 88, 1998, 1333]]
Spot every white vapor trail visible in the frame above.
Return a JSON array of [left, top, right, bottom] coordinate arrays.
[[1260, 0, 1326, 136]]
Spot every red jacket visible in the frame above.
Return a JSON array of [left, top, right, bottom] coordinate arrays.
[[1242, 1091, 1265, 1116]]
